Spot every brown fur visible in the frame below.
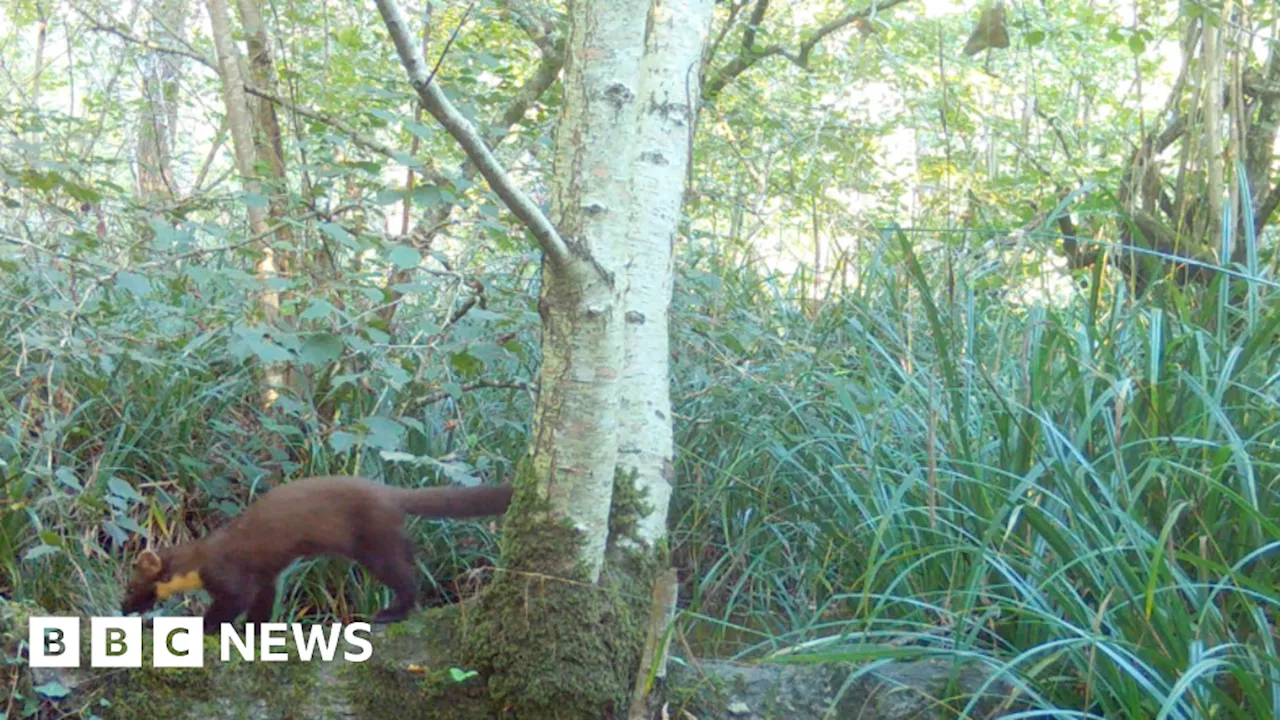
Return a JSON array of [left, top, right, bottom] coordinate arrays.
[[120, 475, 512, 634]]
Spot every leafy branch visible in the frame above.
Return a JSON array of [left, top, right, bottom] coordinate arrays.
[[701, 0, 910, 101]]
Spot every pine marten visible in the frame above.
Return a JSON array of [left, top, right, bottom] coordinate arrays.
[[120, 475, 513, 634]]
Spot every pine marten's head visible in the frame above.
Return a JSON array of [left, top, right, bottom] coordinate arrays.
[[121, 549, 166, 614], [121, 548, 204, 615]]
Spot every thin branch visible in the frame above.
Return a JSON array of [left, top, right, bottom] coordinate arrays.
[[244, 85, 447, 185], [499, 0, 560, 53], [424, 0, 476, 88], [86, 21, 216, 71], [702, 0, 910, 100], [373, 0, 569, 269], [484, 38, 565, 148], [703, 1, 745, 77], [414, 380, 533, 410]]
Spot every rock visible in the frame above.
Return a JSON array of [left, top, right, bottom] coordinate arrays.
[[666, 657, 1025, 719]]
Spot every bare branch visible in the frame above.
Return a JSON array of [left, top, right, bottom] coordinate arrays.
[[373, 0, 569, 269], [702, 0, 910, 100]]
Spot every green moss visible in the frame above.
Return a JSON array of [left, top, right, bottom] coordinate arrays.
[[96, 627, 321, 719], [342, 604, 495, 719], [661, 669, 734, 719], [458, 461, 656, 718], [607, 465, 653, 550]]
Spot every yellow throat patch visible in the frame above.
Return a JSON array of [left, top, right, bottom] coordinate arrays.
[[155, 571, 204, 599]]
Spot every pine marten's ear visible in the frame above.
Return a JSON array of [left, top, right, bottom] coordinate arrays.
[[136, 549, 163, 577]]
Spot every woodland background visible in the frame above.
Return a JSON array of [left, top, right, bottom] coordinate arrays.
[[2, 0, 1280, 718]]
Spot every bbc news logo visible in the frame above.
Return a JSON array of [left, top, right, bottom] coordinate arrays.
[[28, 617, 373, 667]]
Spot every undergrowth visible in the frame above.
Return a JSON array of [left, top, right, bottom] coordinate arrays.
[[3, 211, 1279, 718]]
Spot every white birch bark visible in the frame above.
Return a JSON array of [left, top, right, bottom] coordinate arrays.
[[529, 0, 648, 581], [375, 0, 707, 580], [619, 0, 715, 547]]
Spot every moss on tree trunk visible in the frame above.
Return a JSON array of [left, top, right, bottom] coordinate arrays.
[[458, 463, 659, 718]]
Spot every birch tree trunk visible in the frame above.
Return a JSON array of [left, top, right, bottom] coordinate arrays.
[[206, 0, 286, 406], [621, 0, 714, 550], [375, 0, 712, 713]]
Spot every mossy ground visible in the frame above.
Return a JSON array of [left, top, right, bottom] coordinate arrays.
[[1, 598, 351, 719], [1, 467, 663, 720]]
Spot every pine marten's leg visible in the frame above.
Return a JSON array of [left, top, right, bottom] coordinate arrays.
[[246, 580, 277, 625], [364, 532, 420, 624], [200, 566, 255, 635], [203, 592, 250, 635]]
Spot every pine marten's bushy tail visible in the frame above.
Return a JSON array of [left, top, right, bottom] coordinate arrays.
[[394, 484, 514, 518]]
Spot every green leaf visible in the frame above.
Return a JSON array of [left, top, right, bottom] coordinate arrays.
[[101, 521, 127, 545], [34, 681, 69, 699], [300, 299, 339, 321], [411, 186, 442, 206], [361, 417, 405, 451], [318, 222, 359, 249], [241, 192, 269, 209], [449, 350, 484, 377], [388, 246, 421, 269], [116, 514, 147, 537], [23, 545, 60, 561], [55, 467, 81, 490], [1025, 30, 1045, 47], [115, 271, 153, 297], [374, 189, 404, 206], [107, 477, 144, 503], [449, 667, 478, 683], [405, 121, 435, 141], [329, 431, 360, 454], [466, 308, 504, 323], [299, 333, 344, 367]]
